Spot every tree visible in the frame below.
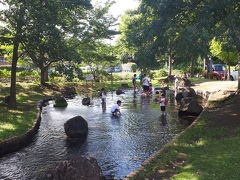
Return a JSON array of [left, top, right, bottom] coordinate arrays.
[[0, 0, 28, 108], [21, 0, 92, 85], [210, 39, 238, 80]]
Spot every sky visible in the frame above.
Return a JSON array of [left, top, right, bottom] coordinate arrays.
[[91, 0, 140, 44], [92, 0, 140, 19]]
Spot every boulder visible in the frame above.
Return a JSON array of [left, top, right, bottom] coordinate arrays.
[[175, 92, 184, 103], [62, 86, 77, 98], [54, 96, 68, 107], [121, 83, 129, 89], [42, 157, 103, 180], [179, 79, 192, 87], [64, 116, 88, 138], [165, 75, 175, 83], [179, 99, 203, 116], [82, 97, 90, 105], [116, 89, 124, 95], [182, 87, 197, 98]]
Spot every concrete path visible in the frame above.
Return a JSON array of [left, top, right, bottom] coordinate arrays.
[[192, 81, 238, 101], [193, 81, 237, 92]]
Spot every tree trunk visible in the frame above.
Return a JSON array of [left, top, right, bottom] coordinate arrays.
[[227, 64, 231, 81], [8, 39, 20, 108], [168, 56, 172, 76], [40, 66, 48, 85], [190, 58, 195, 78], [238, 56, 240, 90]]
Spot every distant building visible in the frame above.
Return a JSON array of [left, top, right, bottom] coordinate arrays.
[[121, 63, 135, 72]]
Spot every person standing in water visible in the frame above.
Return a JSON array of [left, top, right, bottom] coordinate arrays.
[[142, 74, 150, 92], [132, 74, 137, 92], [159, 93, 168, 115], [99, 88, 107, 104]]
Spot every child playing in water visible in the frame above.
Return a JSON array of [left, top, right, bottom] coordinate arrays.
[[159, 93, 168, 115], [132, 74, 137, 92], [111, 100, 122, 116], [99, 88, 107, 104]]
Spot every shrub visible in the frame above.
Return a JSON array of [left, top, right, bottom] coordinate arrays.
[[154, 69, 168, 78]]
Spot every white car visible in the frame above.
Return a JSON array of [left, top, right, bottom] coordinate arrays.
[[230, 65, 239, 81]]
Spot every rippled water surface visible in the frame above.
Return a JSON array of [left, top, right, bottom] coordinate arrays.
[[0, 90, 187, 179]]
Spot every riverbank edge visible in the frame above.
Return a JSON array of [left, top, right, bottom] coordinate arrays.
[[0, 98, 53, 157], [124, 90, 223, 179]]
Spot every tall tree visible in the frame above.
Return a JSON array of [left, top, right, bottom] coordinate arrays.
[[22, 0, 92, 85], [0, 0, 28, 108]]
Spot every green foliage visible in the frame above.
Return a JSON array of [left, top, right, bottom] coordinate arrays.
[[55, 63, 84, 82], [210, 39, 238, 65], [131, 64, 138, 72], [0, 69, 11, 78], [154, 69, 168, 78], [17, 70, 39, 80]]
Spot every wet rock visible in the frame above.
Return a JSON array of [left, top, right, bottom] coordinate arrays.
[[41, 157, 103, 180], [179, 79, 192, 87], [176, 92, 184, 103], [82, 97, 90, 105], [64, 116, 88, 138], [54, 96, 68, 107], [62, 86, 77, 98], [179, 99, 203, 116], [182, 87, 197, 98], [116, 89, 124, 95]]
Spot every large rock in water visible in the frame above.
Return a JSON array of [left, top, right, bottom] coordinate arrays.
[[82, 97, 90, 105], [62, 86, 77, 98], [116, 89, 124, 95], [64, 116, 88, 138], [179, 99, 203, 116], [182, 87, 197, 98], [43, 157, 103, 180], [176, 92, 184, 103], [54, 96, 68, 107]]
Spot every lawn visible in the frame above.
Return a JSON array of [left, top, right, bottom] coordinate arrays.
[[0, 82, 59, 141]]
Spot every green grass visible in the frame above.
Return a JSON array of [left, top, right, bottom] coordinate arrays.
[[0, 82, 59, 141], [130, 95, 240, 180]]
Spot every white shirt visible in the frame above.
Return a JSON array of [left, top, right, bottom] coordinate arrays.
[[101, 92, 106, 99], [160, 97, 166, 106], [142, 77, 150, 86], [111, 104, 120, 112]]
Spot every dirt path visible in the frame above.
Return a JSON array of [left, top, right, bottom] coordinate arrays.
[[193, 81, 237, 93]]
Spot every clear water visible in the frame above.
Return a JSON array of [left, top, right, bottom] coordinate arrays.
[[0, 90, 187, 179]]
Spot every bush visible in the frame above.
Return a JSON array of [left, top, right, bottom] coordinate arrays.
[[154, 69, 168, 78], [131, 64, 138, 72]]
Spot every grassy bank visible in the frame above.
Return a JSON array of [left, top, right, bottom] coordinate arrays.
[[0, 80, 133, 142], [0, 82, 60, 141], [129, 94, 240, 180]]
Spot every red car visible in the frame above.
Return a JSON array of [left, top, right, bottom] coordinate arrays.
[[210, 64, 227, 80]]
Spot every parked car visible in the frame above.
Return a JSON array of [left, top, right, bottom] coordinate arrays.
[[114, 66, 121, 72], [210, 64, 227, 79], [230, 65, 239, 81]]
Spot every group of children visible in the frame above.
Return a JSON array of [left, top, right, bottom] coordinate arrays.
[[99, 86, 168, 116]]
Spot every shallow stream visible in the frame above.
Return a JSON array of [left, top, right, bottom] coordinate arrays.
[[0, 90, 188, 179]]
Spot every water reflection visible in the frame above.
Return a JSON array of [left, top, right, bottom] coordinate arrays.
[[0, 90, 187, 179], [160, 114, 168, 126]]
